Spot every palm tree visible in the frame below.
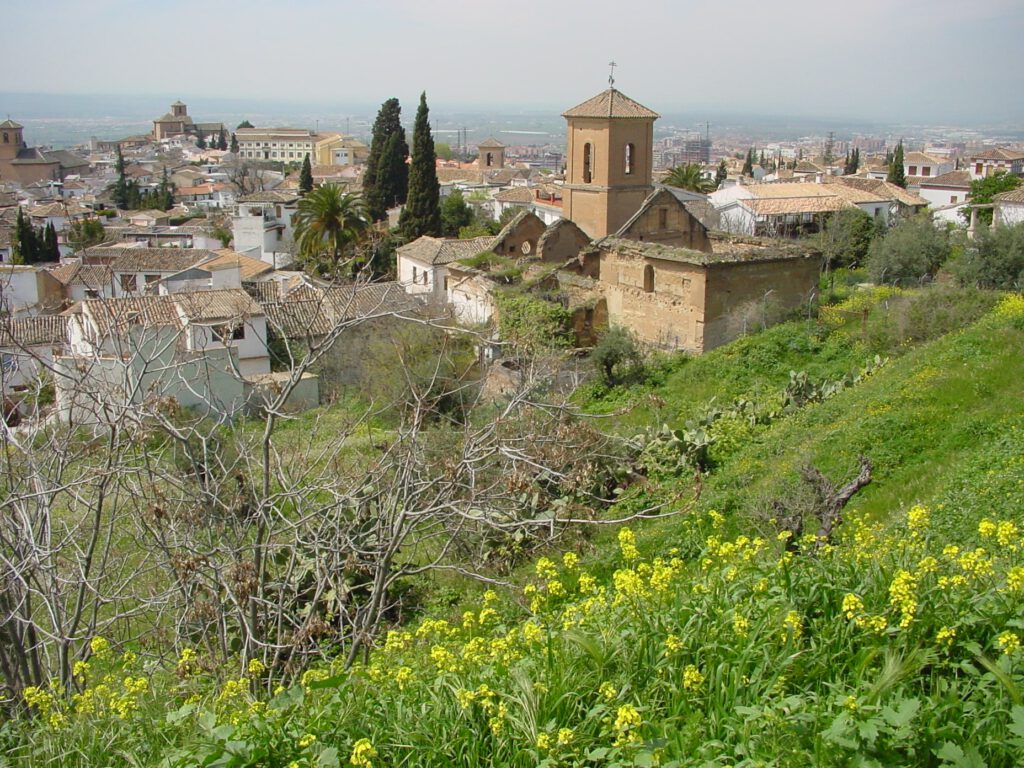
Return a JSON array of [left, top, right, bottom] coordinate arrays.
[[293, 185, 369, 270], [663, 163, 712, 194]]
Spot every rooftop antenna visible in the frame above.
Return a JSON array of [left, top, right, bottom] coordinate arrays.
[[608, 61, 617, 88]]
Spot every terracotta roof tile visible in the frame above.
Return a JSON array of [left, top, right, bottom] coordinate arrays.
[[562, 88, 659, 119]]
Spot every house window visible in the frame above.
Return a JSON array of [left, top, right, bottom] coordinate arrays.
[[412, 266, 418, 282], [922, 167, 930, 176], [658, 208, 668, 229], [120, 274, 137, 293], [422, 271, 428, 285], [975, 163, 983, 174], [583, 143, 592, 184], [144, 274, 160, 286], [908, 165, 917, 175], [625, 143, 635, 175], [85, 289, 99, 299], [214, 323, 245, 342], [643, 264, 655, 293], [950, 195, 958, 204]]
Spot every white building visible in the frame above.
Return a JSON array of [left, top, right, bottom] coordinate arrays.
[[918, 171, 972, 224], [396, 235, 495, 302], [232, 191, 300, 267], [0, 265, 65, 316], [994, 188, 1024, 227], [968, 148, 1024, 180], [56, 288, 275, 423], [903, 151, 953, 183], [0, 315, 67, 395]]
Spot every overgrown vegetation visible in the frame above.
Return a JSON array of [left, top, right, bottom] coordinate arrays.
[[6, 289, 1024, 766]]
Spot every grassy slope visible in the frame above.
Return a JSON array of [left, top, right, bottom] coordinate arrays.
[[10, 293, 1024, 767]]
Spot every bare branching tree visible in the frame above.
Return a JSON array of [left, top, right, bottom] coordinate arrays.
[[0, 269, 689, 703]]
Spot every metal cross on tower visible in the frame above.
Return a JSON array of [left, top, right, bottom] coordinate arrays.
[[608, 61, 617, 88]]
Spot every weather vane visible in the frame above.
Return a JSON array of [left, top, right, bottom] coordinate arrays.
[[608, 61, 617, 88]]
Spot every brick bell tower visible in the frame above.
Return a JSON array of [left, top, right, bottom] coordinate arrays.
[[562, 68, 658, 239]]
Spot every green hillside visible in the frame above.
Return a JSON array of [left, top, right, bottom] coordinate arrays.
[[7, 291, 1024, 767]]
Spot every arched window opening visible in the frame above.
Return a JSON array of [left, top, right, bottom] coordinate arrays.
[[643, 264, 655, 293], [2, 133, 8, 144], [486, 152, 493, 167], [583, 143, 592, 184], [625, 143, 635, 175]]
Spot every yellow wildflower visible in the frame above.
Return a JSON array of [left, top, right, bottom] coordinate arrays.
[[733, 613, 750, 638], [393, 666, 413, 690], [1006, 566, 1024, 592], [247, 658, 266, 676], [557, 727, 574, 746], [618, 528, 640, 561], [936, 626, 956, 647], [349, 737, 377, 767], [888, 570, 917, 629], [562, 552, 579, 570], [298, 734, 317, 749], [997, 631, 1021, 655], [523, 621, 544, 644], [682, 664, 704, 691], [536, 557, 558, 580], [665, 634, 683, 653], [599, 681, 617, 701], [906, 505, 929, 536], [842, 593, 864, 621], [90, 636, 111, 660], [536, 732, 552, 750], [613, 704, 642, 746], [783, 610, 804, 639]]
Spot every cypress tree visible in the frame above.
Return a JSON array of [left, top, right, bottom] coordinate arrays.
[[217, 128, 228, 151], [715, 159, 728, 187], [364, 98, 409, 222], [887, 141, 906, 188], [159, 167, 174, 211], [230, 132, 239, 154], [44, 222, 60, 261], [299, 153, 314, 194], [196, 129, 206, 149], [12, 207, 29, 264], [399, 92, 442, 239], [742, 148, 754, 177], [112, 146, 129, 209]]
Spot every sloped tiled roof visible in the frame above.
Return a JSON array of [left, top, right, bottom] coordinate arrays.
[[478, 137, 505, 148], [260, 281, 421, 338], [562, 88, 659, 119], [397, 235, 496, 266], [994, 187, 1024, 204], [82, 288, 263, 335], [904, 151, 944, 166], [971, 147, 1024, 161], [743, 197, 852, 215], [48, 260, 113, 289], [0, 315, 68, 348], [494, 187, 536, 203], [238, 190, 301, 204], [81, 294, 184, 335], [920, 170, 972, 188], [29, 201, 91, 218], [204, 249, 274, 281], [90, 247, 214, 273], [0, 119, 23, 130], [600, 236, 814, 266]]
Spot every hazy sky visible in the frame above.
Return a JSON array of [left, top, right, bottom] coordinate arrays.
[[3, 0, 1023, 123]]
